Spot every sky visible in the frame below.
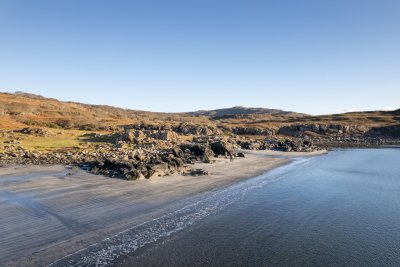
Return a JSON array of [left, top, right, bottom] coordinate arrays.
[[0, 0, 399, 115]]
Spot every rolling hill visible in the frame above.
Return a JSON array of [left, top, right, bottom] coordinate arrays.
[[0, 91, 398, 134], [188, 106, 306, 118]]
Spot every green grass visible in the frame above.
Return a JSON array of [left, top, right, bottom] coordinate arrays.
[[0, 129, 111, 152]]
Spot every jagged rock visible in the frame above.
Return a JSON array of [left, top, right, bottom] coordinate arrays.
[[149, 130, 178, 141], [210, 140, 238, 155], [123, 129, 146, 143], [277, 124, 370, 137], [173, 124, 222, 136], [237, 140, 265, 150], [113, 128, 179, 144], [262, 138, 318, 152], [231, 127, 275, 136], [179, 143, 214, 160]]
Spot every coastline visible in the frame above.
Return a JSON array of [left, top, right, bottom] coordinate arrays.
[[0, 149, 326, 266]]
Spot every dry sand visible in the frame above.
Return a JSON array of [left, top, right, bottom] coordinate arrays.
[[0, 150, 326, 266]]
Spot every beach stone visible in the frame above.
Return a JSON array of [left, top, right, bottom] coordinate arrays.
[[190, 168, 209, 176]]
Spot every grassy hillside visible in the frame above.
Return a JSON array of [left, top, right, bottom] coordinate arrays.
[[0, 92, 210, 130], [0, 91, 398, 135], [0, 91, 399, 154]]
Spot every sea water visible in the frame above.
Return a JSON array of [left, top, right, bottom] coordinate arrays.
[[116, 149, 400, 266], [54, 149, 400, 266]]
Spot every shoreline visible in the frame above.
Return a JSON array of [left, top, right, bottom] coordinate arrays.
[[0, 149, 326, 266]]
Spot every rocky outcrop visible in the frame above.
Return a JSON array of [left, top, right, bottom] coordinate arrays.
[[210, 140, 240, 155], [311, 136, 400, 148], [117, 129, 178, 143], [264, 139, 316, 152], [0, 144, 195, 180], [89, 157, 187, 180], [121, 129, 146, 143], [366, 125, 400, 138], [231, 127, 275, 136], [149, 130, 178, 141], [179, 143, 214, 162], [237, 140, 266, 150], [121, 123, 222, 137], [172, 124, 222, 136], [277, 124, 370, 137], [5, 121, 398, 183], [228, 123, 400, 140], [237, 138, 320, 152]]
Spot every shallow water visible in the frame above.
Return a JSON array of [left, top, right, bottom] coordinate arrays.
[[115, 149, 400, 266]]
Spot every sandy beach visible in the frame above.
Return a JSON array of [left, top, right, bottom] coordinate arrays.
[[0, 150, 326, 266]]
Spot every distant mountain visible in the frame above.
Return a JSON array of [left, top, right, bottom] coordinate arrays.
[[188, 106, 307, 118]]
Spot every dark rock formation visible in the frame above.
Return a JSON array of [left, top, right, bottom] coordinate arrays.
[[277, 124, 369, 137], [231, 127, 275, 136], [172, 124, 222, 136], [366, 125, 400, 138], [263, 138, 316, 152], [179, 143, 214, 161], [210, 140, 240, 156], [189, 168, 209, 176], [237, 140, 266, 150]]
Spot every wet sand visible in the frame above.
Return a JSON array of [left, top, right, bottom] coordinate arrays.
[[0, 150, 326, 266]]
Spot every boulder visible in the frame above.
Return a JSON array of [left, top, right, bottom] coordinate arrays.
[[210, 140, 237, 155], [190, 168, 209, 176], [237, 152, 245, 158], [179, 143, 214, 160]]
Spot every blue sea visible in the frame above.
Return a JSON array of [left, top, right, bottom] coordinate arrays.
[[56, 149, 400, 266]]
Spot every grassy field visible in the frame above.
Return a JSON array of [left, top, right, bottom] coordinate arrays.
[[0, 129, 111, 152]]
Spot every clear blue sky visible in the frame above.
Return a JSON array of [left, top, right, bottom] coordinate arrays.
[[0, 0, 399, 114]]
